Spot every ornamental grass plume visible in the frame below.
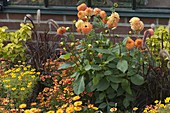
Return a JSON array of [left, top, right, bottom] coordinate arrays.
[[126, 37, 135, 50]]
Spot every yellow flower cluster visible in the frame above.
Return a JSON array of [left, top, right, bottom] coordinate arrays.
[[0, 62, 39, 106], [143, 97, 170, 113]]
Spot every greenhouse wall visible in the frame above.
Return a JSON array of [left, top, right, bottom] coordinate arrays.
[[0, 13, 169, 37]]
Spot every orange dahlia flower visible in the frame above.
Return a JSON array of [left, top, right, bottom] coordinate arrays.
[[57, 26, 66, 35], [85, 7, 94, 16], [93, 8, 101, 15], [81, 22, 92, 34], [126, 38, 135, 50], [129, 17, 144, 31], [77, 11, 86, 19], [135, 38, 143, 48], [77, 3, 87, 11], [100, 10, 107, 19]]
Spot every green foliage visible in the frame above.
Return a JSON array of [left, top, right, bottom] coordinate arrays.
[[0, 23, 32, 62], [58, 31, 147, 112], [146, 26, 170, 66]]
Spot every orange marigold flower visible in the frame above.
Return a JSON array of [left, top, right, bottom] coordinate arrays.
[[110, 107, 117, 112], [31, 102, 37, 106], [135, 38, 143, 48], [81, 22, 92, 34], [10, 109, 18, 113], [126, 38, 135, 50], [94, 8, 101, 15], [77, 3, 87, 11], [100, 10, 107, 19], [85, 7, 94, 16], [77, 11, 86, 19], [57, 26, 66, 35]]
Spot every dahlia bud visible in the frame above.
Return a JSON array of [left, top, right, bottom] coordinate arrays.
[[98, 53, 102, 59]]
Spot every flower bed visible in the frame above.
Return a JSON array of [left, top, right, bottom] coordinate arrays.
[[0, 3, 170, 113]]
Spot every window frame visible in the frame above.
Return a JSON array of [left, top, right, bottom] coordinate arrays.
[[0, 0, 170, 18]]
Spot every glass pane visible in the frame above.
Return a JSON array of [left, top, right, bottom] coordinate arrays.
[[137, 0, 170, 8], [49, 0, 78, 6], [8, 0, 44, 5], [91, 0, 132, 8]]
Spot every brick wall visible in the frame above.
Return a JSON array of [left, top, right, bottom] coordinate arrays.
[[0, 13, 169, 38]]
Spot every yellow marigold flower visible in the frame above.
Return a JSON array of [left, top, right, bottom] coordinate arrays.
[[19, 104, 27, 109], [28, 82, 32, 85], [61, 103, 68, 109], [47, 110, 55, 113], [27, 65, 31, 68], [143, 109, 148, 112], [27, 85, 31, 88], [5, 85, 11, 88], [30, 72, 35, 75], [36, 72, 40, 75], [74, 101, 82, 107], [30, 108, 37, 112], [56, 109, 64, 113], [24, 67, 27, 71], [31, 75, 36, 79], [160, 104, 165, 108], [12, 87, 16, 91], [31, 69, 36, 71], [92, 107, 98, 111], [165, 97, 170, 103], [18, 76, 22, 80], [15, 68, 21, 72], [72, 96, 80, 101], [154, 100, 159, 104], [133, 107, 138, 111], [20, 87, 25, 90], [66, 106, 74, 113], [24, 109, 30, 113], [74, 107, 82, 111]]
